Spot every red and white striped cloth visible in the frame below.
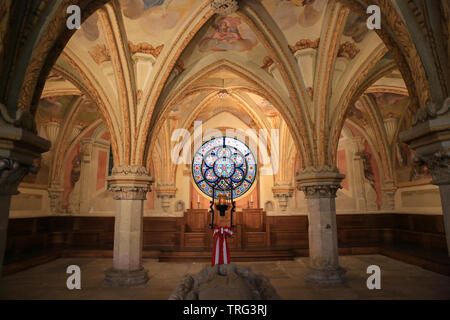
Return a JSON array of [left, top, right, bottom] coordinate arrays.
[[211, 226, 233, 266]]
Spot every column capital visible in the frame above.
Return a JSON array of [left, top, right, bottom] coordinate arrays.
[[0, 159, 36, 195], [296, 166, 345, 199], [414, 150, 450, 185], [0, 102, 51, 196], [107, 165, 154, 200], [400, 97, 450, 186]]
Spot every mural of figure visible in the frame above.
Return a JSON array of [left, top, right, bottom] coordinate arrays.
[[356, 151, 375, 188], [371, 92, 405, 107], [199, 16, 258, 52], [272, 1, 298, 30], [120, 0, 186, 36], [343, 12, 369, 43], [81, 12, 99, 41], [67, 154, 82, 214], [38, 97, 65, 119], [120, 0, 166, 19], [298, 0, 326, 27], [70, 154, 82, 187]]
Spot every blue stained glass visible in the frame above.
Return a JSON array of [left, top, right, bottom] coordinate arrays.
[[192, 137, 257, 199]]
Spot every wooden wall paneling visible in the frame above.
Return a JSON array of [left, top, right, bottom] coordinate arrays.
[[3, 213, 448, 276], [185, 209, 209, 232], [242, 209, 264, 231]]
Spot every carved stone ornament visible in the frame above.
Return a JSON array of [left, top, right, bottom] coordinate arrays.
[[337, 41, 360, 60], [107, 165, 153, 200], [288, 38, 320, 54], [296, 166, 345, 199], [211, 0, 239, 16], [413, 97, 450, 125], [414, 150, 450, 186], [169, 264, 280, 300], [272, 185, 294, 211], [155, 184, 177, 212], [0, 159, 36, 195]]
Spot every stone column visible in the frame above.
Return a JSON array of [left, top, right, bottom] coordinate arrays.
[[400, 97, 450, 257], [296, 166, 346, 285], [104, 165, 153, 287], [0, 160, 35, 276], [0, 103, 50, 277]]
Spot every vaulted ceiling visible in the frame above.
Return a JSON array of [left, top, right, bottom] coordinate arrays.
[[40, 0, 410, 172]]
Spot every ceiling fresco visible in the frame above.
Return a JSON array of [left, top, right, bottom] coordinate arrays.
[[261, 0, 327, 39], [180, 12, 266, 70], [36, 0, 415, 197]]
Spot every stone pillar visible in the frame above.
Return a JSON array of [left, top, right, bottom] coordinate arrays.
[[0, 103, 50, 277], [104, 165, 153, 287], [400, 97, 450, 257], [296, 166, 346, 285], [0, 160, 35, 276], [272, 184, 294, 212]]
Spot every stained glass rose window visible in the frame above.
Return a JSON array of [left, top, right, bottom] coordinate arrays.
[[192, 137, 257, 199]]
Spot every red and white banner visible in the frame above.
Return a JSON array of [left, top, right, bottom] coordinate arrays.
[[211, 226, 233, 266]]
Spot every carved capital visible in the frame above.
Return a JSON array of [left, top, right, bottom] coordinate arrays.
[[107, 165, 153, 200], [414, 150, 450, 185], [299, 184, 342, 199], [108, 185, 150, 200], [0, 158, 36, 195], [0, 103, 37, 133], [296, 166, 345, 199]]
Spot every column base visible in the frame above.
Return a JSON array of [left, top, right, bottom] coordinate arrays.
[[103, 267, 149, 287], [306, 265, 347, 286]]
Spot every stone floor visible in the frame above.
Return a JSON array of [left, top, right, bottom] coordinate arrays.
[[0, 255, 449, 300]]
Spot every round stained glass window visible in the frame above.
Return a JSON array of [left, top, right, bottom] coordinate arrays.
[[192, 137, 257, 199]]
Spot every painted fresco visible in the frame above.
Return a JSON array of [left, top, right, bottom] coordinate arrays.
[[81, 12, 100, 41], [36, 96, 73, 121], [395, 142, 431, 183], [75, 99, 101, 125], [265, 0, 327, 30], [343, 11, 369, 43], [247, 92, 279, 116], [198, 16, 258, 53], [120, 0, 191, 37]]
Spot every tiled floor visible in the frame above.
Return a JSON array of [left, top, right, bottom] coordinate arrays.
[[1, 255, 449, 300]]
